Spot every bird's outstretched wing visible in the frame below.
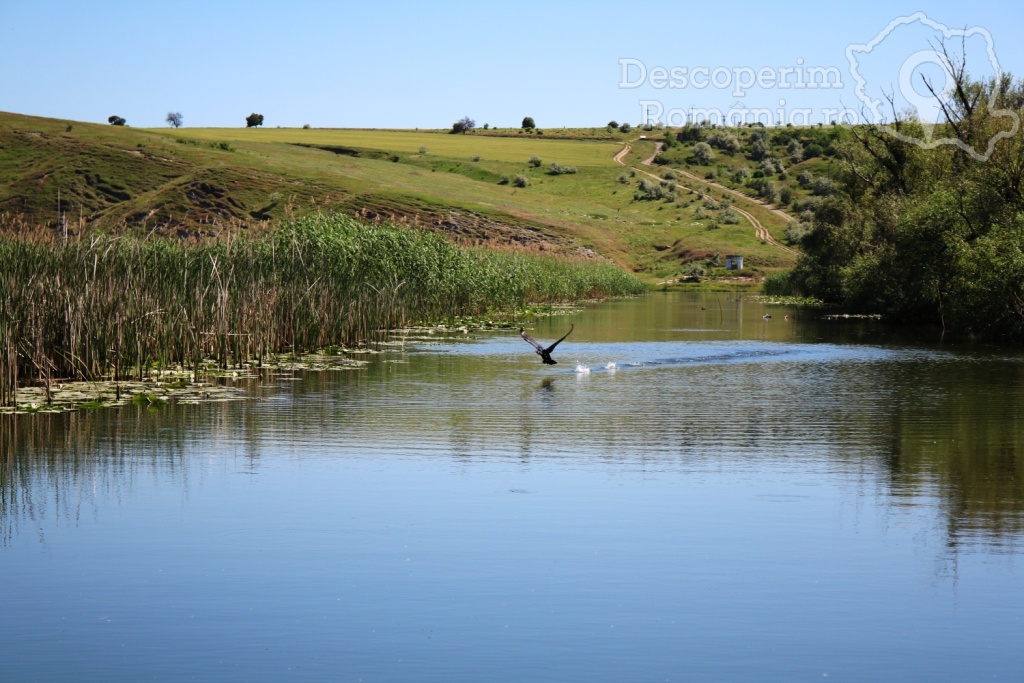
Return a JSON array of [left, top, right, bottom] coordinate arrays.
[[544, 324, 574, 353], [520, 328, 545, 352]]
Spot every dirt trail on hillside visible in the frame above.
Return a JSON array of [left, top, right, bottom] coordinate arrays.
[[614, 143, 798, 256]]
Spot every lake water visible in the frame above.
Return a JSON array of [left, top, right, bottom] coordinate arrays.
[[3, 292, 1023, 682]]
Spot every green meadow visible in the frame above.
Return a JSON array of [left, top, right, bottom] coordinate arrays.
[[1, 112, 798, 280], [171, 127, 621, 165]]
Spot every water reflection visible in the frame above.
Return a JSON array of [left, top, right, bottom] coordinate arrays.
[[6, 292, 1024, 681], [4, 293, 1023, 554]]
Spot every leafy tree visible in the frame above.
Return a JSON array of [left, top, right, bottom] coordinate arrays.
[[451, 116, 475, 134], [676, 124, 705, 143], [166, 112, 183, 128], [788, 54, 1024, 339], [811, 176, 836, 196], [246, 113, 264, 128], [607, 120, 619, 129], [803, 143, 824, 160], [748, 131, 770, 160], [619, 122, 631, 133], [787, 139, 804, 163], [522, 116, 535, 130], [107, 115, 126, 126]]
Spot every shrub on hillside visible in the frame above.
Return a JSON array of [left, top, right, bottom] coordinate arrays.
[[803, 143, 824, 159], [708, 131, 740, 152], [787, 139, 804, 164], [691, 142, 715, 165], [547, 163, 577, 175], [716, 208, 741, 224], [811, 176, 836, 196], [748, 177, 778, 203], [634, 178, 667, 201]]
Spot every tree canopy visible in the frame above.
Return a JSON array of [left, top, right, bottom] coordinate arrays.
[[451, 116, 475, 134], [166, 112, 183, 128], [245, 113, 264, 128], [784, 58, 1024, 341]]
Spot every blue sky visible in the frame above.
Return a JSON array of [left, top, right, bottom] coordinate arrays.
[[2, 0, 1021, 129]]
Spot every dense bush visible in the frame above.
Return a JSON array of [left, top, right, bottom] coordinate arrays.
[[691, 142, 715, 165], [634, 178, 666, 201], [708, 131, 740, 152], [547, 163, 578, 175], [811, 176, 836, 196]]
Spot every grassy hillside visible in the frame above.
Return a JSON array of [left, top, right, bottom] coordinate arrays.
[[649, 122, 849, 243], [0, 112, 802, 279]]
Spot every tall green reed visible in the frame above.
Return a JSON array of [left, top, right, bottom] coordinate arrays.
[[0, 213, 644, 405]]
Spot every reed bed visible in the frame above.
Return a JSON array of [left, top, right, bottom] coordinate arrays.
[[0, 213, 644, 406]]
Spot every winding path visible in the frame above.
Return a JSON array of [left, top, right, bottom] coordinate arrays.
[[614, 143, 799, 256]]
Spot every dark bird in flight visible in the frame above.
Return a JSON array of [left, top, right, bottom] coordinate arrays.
[[520, 324, 574, 365]]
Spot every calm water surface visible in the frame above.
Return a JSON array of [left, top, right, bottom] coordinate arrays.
[[3, 293, 1024, 682]]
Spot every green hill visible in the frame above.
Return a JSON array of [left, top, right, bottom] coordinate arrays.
[[0, 111, 800, 279]]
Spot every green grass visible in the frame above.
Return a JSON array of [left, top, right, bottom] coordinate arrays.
[[0, 112, 799, 280], [162, 127, 621, 166]]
